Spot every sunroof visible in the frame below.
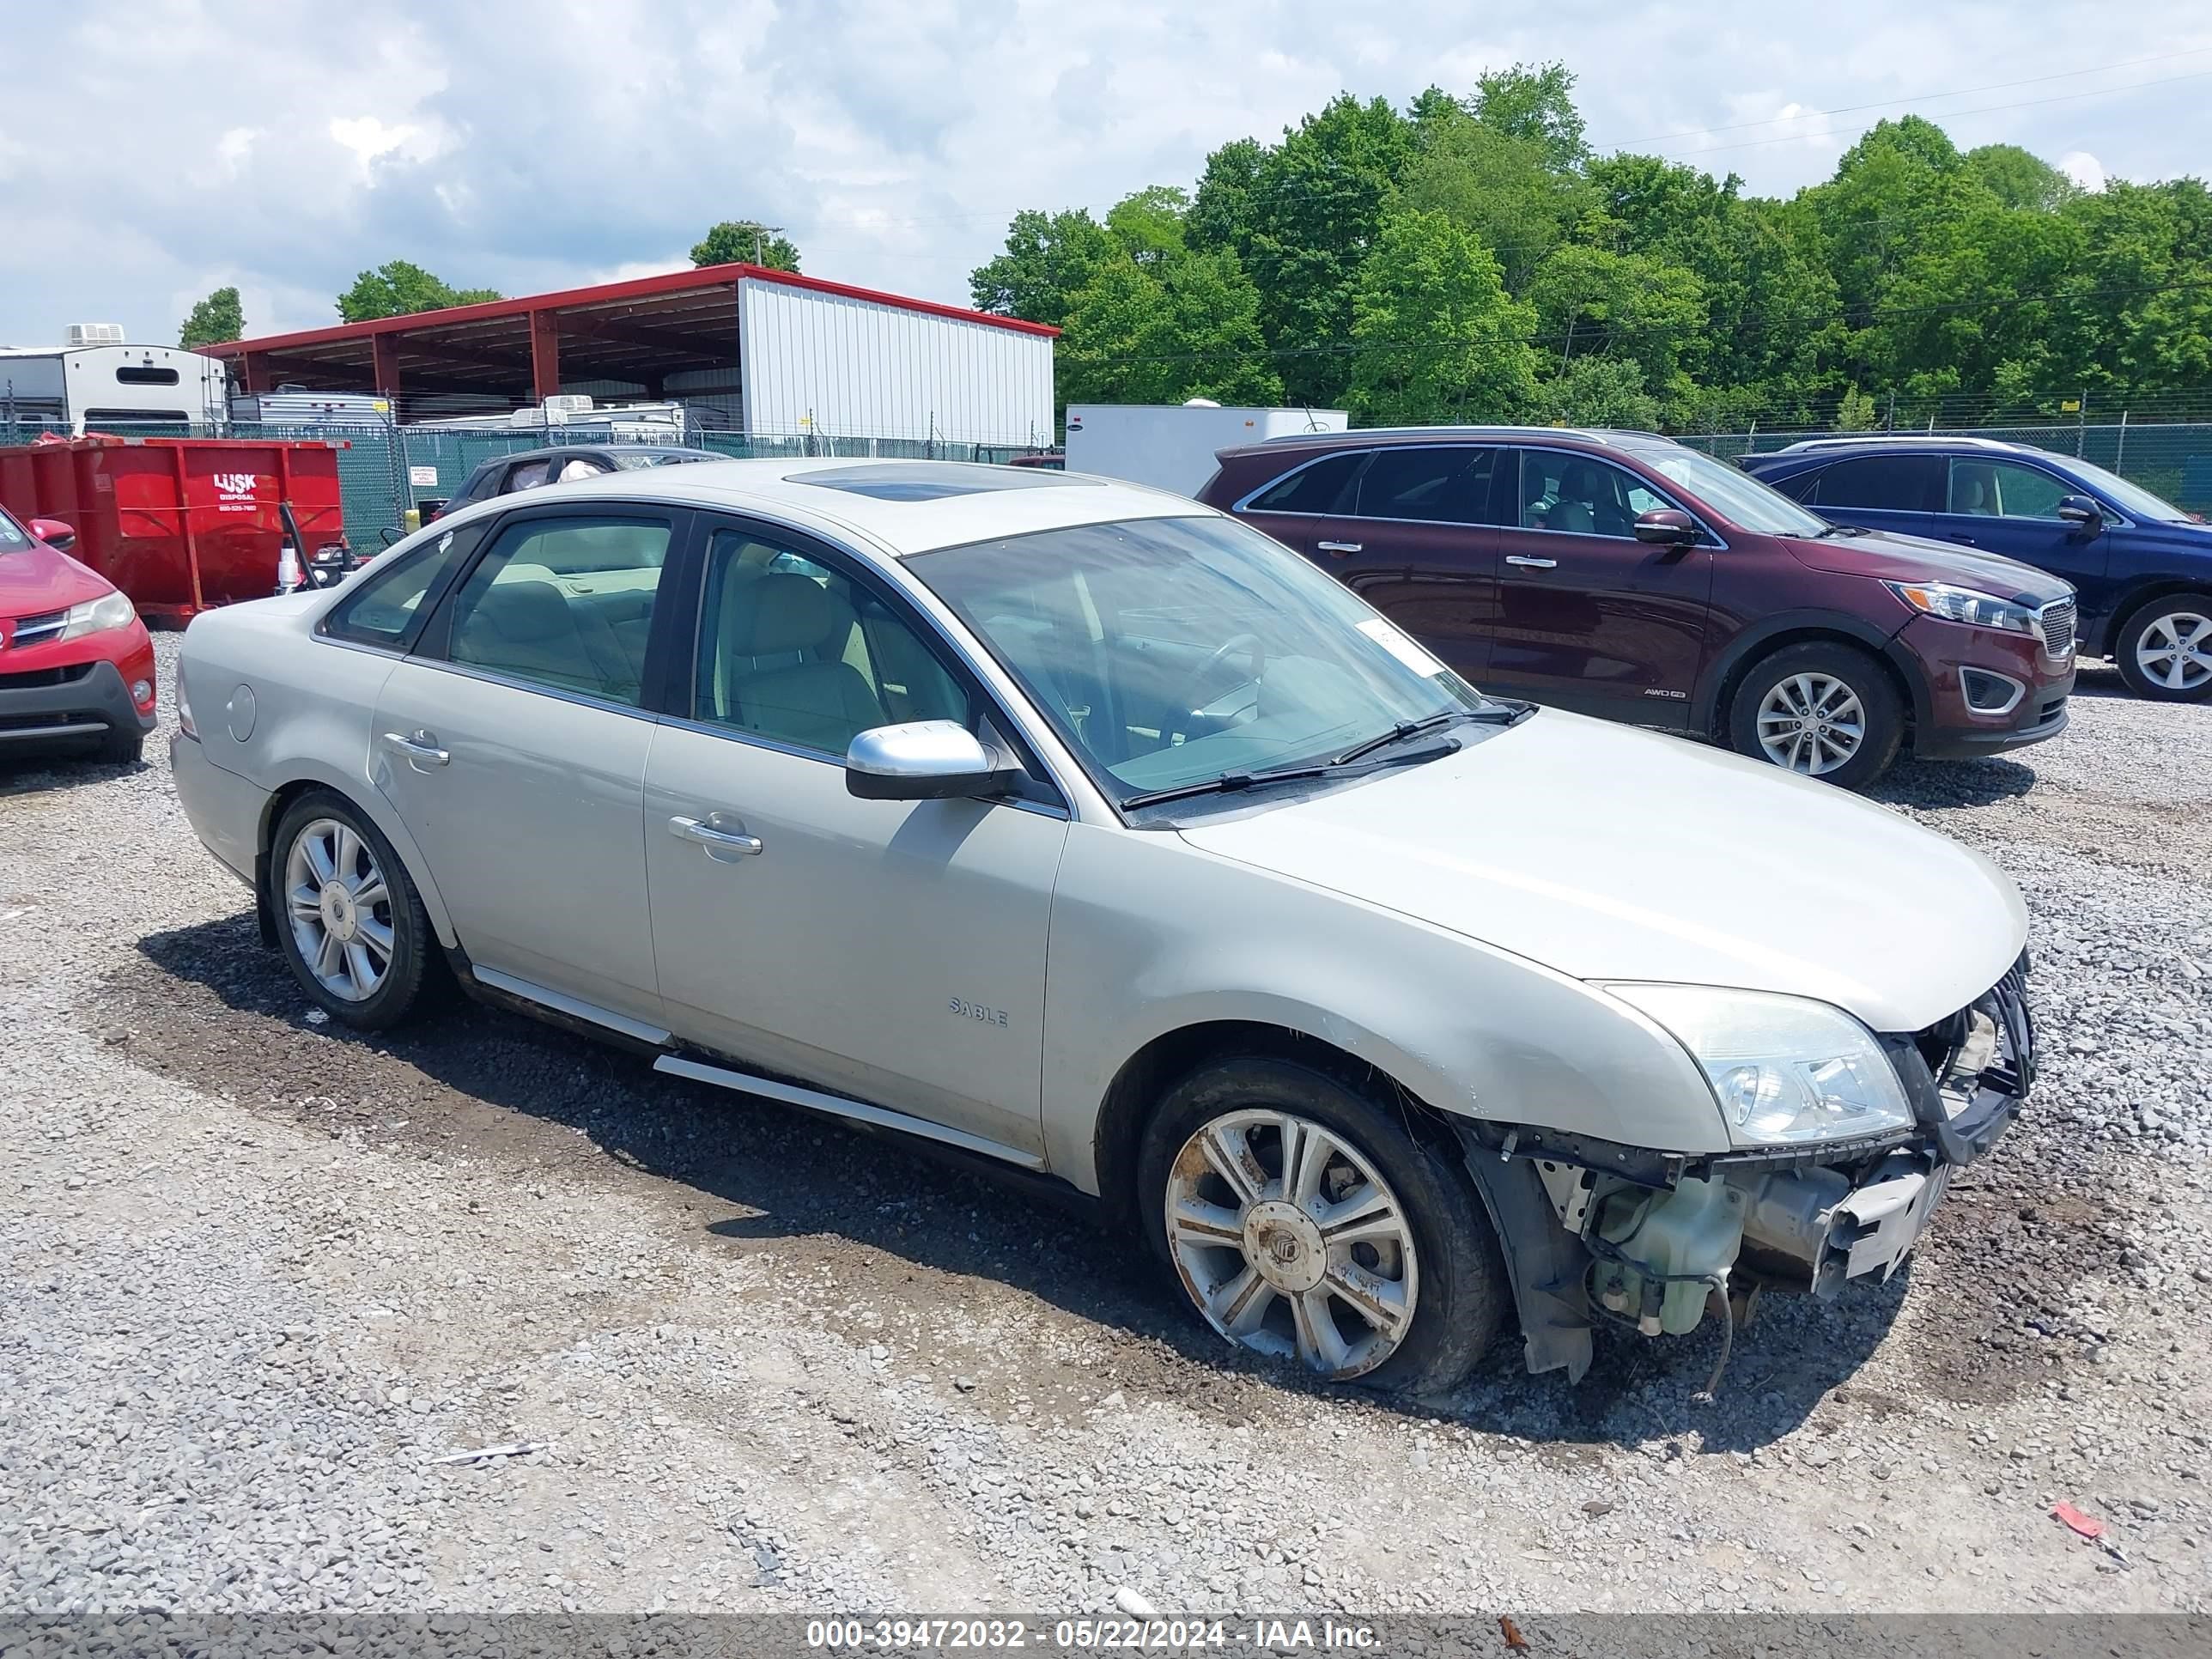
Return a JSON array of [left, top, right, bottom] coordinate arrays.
[[790, 462, 1091, 501]]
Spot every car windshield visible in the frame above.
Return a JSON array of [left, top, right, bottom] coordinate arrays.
[[0, 508, 29, 551], [611, 450, 708, 470], [1632, 445, 1830, 537], [2061, 457, 2198, 523], [907, 514, 1492, 806]]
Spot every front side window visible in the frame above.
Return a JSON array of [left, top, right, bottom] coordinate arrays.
[[694, 528, 969, 756], [443, 515, 670, 704], [1353, 446, 1501, 524], [321, 522, 479, 650], [1949, 459, 2069, 520], [1805, 453, 1943, 514], [1516, 453, 1660, 538], [1245, 453, 1360, 515], [908, 514, 1489, 806]]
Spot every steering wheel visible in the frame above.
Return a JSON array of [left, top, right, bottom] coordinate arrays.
[[1169, 632, 1267, 723]]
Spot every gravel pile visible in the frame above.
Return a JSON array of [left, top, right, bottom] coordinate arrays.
[[2, 638, 2207, 1617]]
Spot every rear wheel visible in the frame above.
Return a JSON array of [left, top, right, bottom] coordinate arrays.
[[1726, 640, 1903, 789], [1138, 1055, 1506, 1395], [2113, 595, 2212, 701], [269, 791, 434, 1031]]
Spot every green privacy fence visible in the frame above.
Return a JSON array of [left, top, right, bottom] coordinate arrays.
[[1675, 422, 2212, 513], [0, 418, 1036, 548]]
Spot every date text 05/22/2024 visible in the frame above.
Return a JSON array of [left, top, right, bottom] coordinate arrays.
[[805, 1619, 1382, 1650]]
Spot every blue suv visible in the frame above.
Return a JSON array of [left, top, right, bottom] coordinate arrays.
[[1740, 437, 2212, 702]]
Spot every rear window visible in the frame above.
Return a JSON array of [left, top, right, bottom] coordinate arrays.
[[1244, 453, 1360, 515]]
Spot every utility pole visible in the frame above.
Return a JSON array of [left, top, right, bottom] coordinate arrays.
[[750, 223, 786, 264]]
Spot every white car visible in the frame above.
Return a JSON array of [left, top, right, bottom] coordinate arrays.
[[170, 460, 2035, 1391]]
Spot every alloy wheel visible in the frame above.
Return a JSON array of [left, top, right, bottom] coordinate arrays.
[[1164, 1108, 1419, 1380], [1754, 672, 1865, 775], [2135, 610, 2212, 693], [283, 817, 395, 1001]]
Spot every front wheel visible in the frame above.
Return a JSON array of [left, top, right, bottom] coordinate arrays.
[[1725, 641, 1904, 789], [1138, 1056, 1507, 1394], [2113, 595, 2212, 701], [269, 791, 435, 1031]]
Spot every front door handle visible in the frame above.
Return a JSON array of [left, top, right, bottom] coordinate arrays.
[[1316, 540, 1363, 556], [1946, 533, 1978, 545], [380, 730, 449, 768], [1504, 554, 1559, 569], [669, 814, 764, 859]]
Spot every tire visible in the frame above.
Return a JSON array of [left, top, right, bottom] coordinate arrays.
[[2112, 593, 2212, 702], [1137, 1054, 1508, 1395], [1725, 640, 1904, 790], [97, 729, 143, 765], [268, 790, 434, 1031]]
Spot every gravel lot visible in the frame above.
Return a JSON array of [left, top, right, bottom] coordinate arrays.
[[3, 636, 2209, 1618]]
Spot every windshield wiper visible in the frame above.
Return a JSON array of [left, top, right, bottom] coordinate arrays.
[[1121, 738, 1461, 811], [1331, 703, 1531, 766], [1808, 523, 1875, 538]]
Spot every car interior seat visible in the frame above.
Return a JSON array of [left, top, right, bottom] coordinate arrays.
[[715, 571, 887, 752], [1551, 462, 1600, 535], [455, 577, 642, 702]]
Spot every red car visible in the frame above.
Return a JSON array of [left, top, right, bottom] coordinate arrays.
[[1200, 427, 2077, 788], [0, 504, 158, 766]]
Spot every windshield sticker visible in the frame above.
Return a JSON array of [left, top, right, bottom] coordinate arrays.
[[1357, 617, 1448, 678]]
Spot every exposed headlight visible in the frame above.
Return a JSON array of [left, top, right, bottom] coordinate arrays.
[[57, 591, 138, 642], [1884, 580, 2033, 634], [1607, 983, 1915, 1146]]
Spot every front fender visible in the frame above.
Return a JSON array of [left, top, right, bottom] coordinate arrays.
[[1041, 823, 1729, 1194]]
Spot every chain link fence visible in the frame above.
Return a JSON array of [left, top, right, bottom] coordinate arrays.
[[0, 417, 1041, 547], [1675, 421, 2212, 513]]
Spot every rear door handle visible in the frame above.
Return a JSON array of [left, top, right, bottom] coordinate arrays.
[[1504, 554, 1558, 568], [1316, 540, 1362, 556], [380, 730, 449, 768], [1946, 533, 1978, 545], [669, 814, 764, 859]]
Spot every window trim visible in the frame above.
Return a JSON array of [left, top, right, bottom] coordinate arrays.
[[1509, 444, 1729, 550], [678, 509, 1072, 815], [1231, 444, 1510, 529], [406, 501, 688, 715]]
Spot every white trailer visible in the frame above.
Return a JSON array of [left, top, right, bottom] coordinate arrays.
[[1063, 402, 1349, 497], [0, 331, 230, 432]]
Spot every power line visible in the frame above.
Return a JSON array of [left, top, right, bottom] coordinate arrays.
[[1606, 45, 2212, 148]]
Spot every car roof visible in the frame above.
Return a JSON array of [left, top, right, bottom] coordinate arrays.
[[485, 457, 1206, 556], [1762, 435, 2051, 460], [1218, 424, 1682, 461], [474, 443, 719, 465]]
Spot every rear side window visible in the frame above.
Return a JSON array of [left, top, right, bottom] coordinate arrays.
[[503, 459, 553, 493], [1245, 453, 1360, 515], [1804, 454, 1943, 514], [321, 524, 480, 650], [1352, 446, 1502, 524]]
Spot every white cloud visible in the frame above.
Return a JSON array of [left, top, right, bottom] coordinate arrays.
[[0, 0, 2207, 345], [2058, 149, 2108, 191]]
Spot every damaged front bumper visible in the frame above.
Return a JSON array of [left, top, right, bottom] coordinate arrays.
[[1455, 956, 2036, 1382]]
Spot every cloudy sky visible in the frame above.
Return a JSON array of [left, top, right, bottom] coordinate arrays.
[[3, 0, 2208, 345]]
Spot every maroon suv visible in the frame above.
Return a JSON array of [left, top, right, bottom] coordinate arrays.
[[1199, 427, 2077, 787]]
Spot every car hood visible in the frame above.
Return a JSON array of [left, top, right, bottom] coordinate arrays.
[[0, 538, 112, 617], [1177, 710, 2027, 1033], [1779, 528, 2073, 605]]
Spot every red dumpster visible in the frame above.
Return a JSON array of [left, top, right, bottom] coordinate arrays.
[[0, 434, 349, 624]]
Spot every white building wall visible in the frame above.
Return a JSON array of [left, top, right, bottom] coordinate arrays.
[[738, 278, 1054, 450]]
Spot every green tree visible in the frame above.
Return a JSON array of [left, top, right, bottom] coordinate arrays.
[[1542, 356, 1662, 428], [1965, 144, 2078, 213], [1400, 113, 1589, 292], [1528, 243, 1707, 385], [179, 286, 243, 348], [690, 220, 801, 271], [1185, 137, 1266, 259], [1243, 94, 1417, 404], [1105, 186, 1190, 267], [1347, 207, 1538, 424], [335, 261, 501, 323], [1058, 246, 1280, 408], [969, 209, 1120, 328], [1470, 61, 1589, 173]]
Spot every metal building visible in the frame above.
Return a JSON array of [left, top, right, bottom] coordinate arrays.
[[198, 264, 1057, 450]]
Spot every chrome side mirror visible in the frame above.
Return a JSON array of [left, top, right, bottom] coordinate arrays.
[[2057, 495, 2103, 532], [1632, 507, 1700, 547], [845, 720, 1017, 801]]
